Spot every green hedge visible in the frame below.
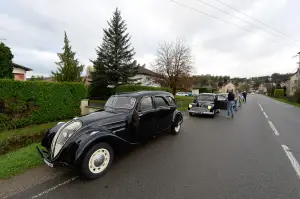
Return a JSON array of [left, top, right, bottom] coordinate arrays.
[[295, 88, 300, 103], [116, 85, 172, 93], [198, 88, 212, 93], [0, 79, 87, 130], [274, 89, 284, 98], [0, 121, 63, 155]]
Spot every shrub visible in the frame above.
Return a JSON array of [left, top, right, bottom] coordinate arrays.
[[116, 85, 172, 93], [198, 88, 212, 93], [294, 88, 300, 103], [0, 79, 87, 130], [273, 89, 284, 98]]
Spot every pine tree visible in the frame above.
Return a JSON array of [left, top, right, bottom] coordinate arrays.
[[0, 42, 14, 79], [91, 8, 137, 92], [52, 31, 83, 82]]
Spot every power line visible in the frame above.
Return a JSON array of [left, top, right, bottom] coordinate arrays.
[[169, 0, 286, 45], [194, 0, 298, 47], [214, 0, 300, 44]]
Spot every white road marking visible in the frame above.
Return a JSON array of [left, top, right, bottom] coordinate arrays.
[[263, 112, 268, 119], [258, 104, 264, 112], [268, 121, 279, 136], [282, 145, 300, 178], [31, 176, 78, 199]]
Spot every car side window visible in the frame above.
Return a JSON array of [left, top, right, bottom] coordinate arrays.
[[166, 96, 176, 106], [139, 97, 154, 112], [154, 96, 168, 108]]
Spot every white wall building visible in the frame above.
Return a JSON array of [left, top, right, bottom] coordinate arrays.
[[134, 66, 160, 87], [286, 69, 300, 96], [13, 63, 32, 81]]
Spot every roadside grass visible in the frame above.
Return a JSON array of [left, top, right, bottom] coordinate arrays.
[[0, 143, 43, 179], [0, 120, 69, 155], [270, 96, 300, 108], [175, 96, 194, 111]]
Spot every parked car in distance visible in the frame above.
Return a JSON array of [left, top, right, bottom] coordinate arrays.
[[37, 91, 183, 179], [176, 92, 189, 96], [188, 93, 227, 117]]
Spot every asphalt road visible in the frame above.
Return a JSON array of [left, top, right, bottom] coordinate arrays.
[[8, 94, 300, 199]]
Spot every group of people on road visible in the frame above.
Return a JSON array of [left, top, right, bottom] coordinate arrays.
[[227, 89, 247, 119]]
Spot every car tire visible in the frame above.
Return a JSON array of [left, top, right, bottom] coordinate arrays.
[[81, 142, 114, 180], [189, 112, 193, 116], [211, 110, 216, 118], [171, 115, 182, 135]]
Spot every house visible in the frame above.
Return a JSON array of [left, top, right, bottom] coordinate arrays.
[[220, 82, 236, 93], [191, 84, 213, 95], [258, 84, 267, 94], [134, 66, 160, 87], [38, 65, 160, 87], [13, 63, 32, 81], [286, 69, 300, 96]]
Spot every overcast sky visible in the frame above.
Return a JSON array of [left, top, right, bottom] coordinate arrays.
[[1, 0, 300, 78]]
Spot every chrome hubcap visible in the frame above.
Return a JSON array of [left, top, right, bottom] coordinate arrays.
[[88, 148, 110, 174]]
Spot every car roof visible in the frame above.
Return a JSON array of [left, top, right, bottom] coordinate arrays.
[[114, 91, 173, 98]]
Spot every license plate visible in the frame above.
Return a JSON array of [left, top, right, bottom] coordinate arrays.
[[44, 159, 53, 167]]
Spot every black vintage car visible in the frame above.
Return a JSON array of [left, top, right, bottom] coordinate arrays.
[[37, 91, 183, 179], [188, 93, 227, 117]]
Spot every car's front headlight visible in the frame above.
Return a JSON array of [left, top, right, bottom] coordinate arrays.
[[188, 104, 193, 108], [51, 121, 82, 158], [207, 105, 212, 110]]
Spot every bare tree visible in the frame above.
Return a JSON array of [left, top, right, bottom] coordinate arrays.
[[153, 38, 193, 94]]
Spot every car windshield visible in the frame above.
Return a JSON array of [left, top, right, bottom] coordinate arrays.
[[105, 96, 136, 109], [197, 95, 215, 101]]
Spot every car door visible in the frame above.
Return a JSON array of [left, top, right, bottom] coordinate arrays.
[[137, 96, 157, 141], [215, 95, 228, 110], [154, 96, 173, 132]]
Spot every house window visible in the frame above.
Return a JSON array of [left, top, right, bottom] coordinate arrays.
[[294, 80, 298, 84]]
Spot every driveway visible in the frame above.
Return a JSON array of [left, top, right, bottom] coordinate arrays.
[[7, 95, 300, 199]]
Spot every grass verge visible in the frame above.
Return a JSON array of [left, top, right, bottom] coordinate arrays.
[[270, 96, 300, 108], [175, 96, 194, 111], [0, 120, 68, 155], [0, 143, 43, 179]]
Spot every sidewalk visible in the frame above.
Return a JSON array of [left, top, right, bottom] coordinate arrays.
[[0, 165, 66, 199]]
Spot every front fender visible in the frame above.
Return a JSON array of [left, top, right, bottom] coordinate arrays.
[[73, 131, 131, 166], [41, 122, 65, 149]]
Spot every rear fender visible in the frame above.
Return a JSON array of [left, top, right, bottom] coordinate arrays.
[[74, 132, 131, 166]]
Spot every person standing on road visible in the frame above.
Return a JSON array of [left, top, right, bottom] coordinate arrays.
[[234, 91, 239, 111], [239, 92, 243, 108], [242, 91, 247, 103], [227, 89, 235, 118]]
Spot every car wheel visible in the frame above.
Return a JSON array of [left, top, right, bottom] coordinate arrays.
[[211, 110, 216, 118], [81, 142, 114, 180], [189, 112, 193, 116], [171, 115, 182, 135]]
